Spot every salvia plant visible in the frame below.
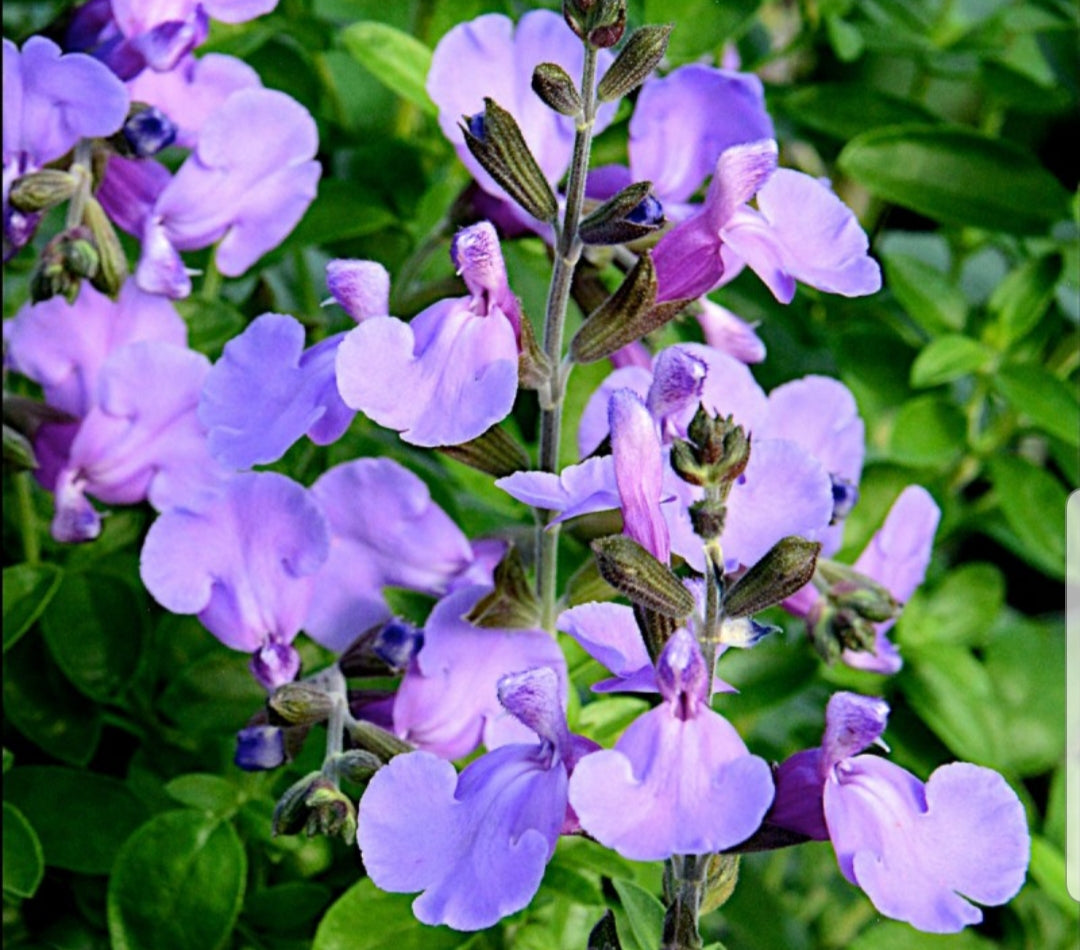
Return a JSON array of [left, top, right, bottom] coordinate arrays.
[[2, 1, 1076, 949]]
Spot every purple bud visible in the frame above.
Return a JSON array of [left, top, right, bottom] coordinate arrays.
[[373, 620, 424, 671], [466, 112, 487, 140], [830, 475, 859, 523], [250, 641, 302, 692], [235, 725, 286, 771], [627, 194, 664, 226], [122, 106, 177, 158]]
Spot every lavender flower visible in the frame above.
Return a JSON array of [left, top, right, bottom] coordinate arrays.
[[769, 692, 1029, 932], [358, 667, 597, 931], [335, 221, 520, 447], [140, 471, 330, 690], [568, 628, 774, 860], [391, 586, 567, 759], [3, 36, 129, 258], [652, 140, 882, 304]]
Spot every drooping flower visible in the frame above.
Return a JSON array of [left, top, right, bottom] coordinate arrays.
[[568, 628, 774, 860], [3, 35, 129, 258], [140, 471, 330, 689], [768, 692, 1029, 933], [426, 10, 617, 230], [335, 221, 520, 447], [652, 140, 882, 304], [785, 485, 941, 674], [303, 458, 499, 652], [358, 667, 597, 931], [391, 586, 567, 759]]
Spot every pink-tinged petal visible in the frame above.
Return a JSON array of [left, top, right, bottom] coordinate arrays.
[[704, 140, 779, 233], [577, 365, 653, 458], [496, 455, 618, 521], [326, 259, 390, 322], [304, 459, 474, 652], [724, 169, 882, 303], [630, 65, 774, 204], [4, 280, 185, 418], [557, 601, 652, 682], [652, 212, 726, 303], [97, 155, 172, 238], [126, 52, 261, 147], [721, 438, 833, 571], [718, 206, 796, 303], [392, 587, 566, 759], [426, 11, 615, 204], [336, 298, 518, 447], [4, 36, 129, 166], [358, 746, 564, 931], [199, 314, 351, 469], [843, 486, 940, 674], [695, 300, 766, 364], [140, 471, 329, 653], [568, 703, 774, 860], [824, 758, 1028, 933], [611, 389, 669, 562]]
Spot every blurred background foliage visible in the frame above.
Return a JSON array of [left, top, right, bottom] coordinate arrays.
[[2, 0, 1077, 948]]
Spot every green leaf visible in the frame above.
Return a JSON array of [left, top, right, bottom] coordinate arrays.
[[839, 126, 1070, 234], [175, 297, 246, 362], [3, 562, 62, 652], [882, 253, 967, 334], [897, 563, 1004, 649], [988, 254, 1063, 345], [2, 802, 44, 899], [1029, 836, 1074, 916], [158, 650, 267, 735], [576, 696, 651, 747], [40, 571, 146, 703], [340, 22, 436, 116], [909, 334, 991, 387], [612, 879, 665, 950], [108, 811, 246, 950], [993, 362, 1080, 447], [244, 882, 333, 933], [988, 455, 1067, 577], [313, 878, 462, 950], [164, 774, 243, 817], [849, 919, 998, 950], [779, 84, 936, 141], [4, 766, 149, 874], [887, 395, 966, 468], [289, 178, 398, 248], [2, 631, 102, 766]]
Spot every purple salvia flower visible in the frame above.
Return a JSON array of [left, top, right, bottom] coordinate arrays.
[[391, 586, 567, 759], [568, 628, 774, 860], [610, 388, 669, 563], [4, 280, 186, 418], [358, 667, 597, 931], [199, 314, 353, 469], [426, 10, 617, 229], [695, 299, 766, 364], [134, 88, 320, 298], [3, 36, 129, 258], [303, 459, 486, 652], [325, 259, 391, 322], [234, 724, 286, 771], [494, 455, 619, 525], [557, 601, 657, 693], [139, 471, 330, 690], [126, 52, 262, 147], [335, 221, 519, 447], [577, 364, 653, 458], [646, 347, 708, 441], [769, 692, 1029, 933]]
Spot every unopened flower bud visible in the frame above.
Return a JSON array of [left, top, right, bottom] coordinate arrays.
[[304, 781, 358, 844], [338, 619, 424, 676], [347, 718, 414, 761], [250, 640, 301, 692], [328, 749, 382, 784], [120, 105, 178, 158], [30, 227, 98, 304], [700, 853, 740, 914], [670, 439, 707, 486], [809, 603, 878, 663], [532, 62, 583, 116], [235, 725, 286, 771], [816, 560, 899, 623], [8, 169, 79, 213], [437, 423, 530, 477], [82, 197, 127, 298], [686, 408, 752, 484], [563, 0, 627, 47], [596, 24, 673, 101], [579, 181, 665, 246], [724, 536, 822, 618], [268, 682, 336, 727], [325, 259, 390, 321], [689, 499, 726, 541]]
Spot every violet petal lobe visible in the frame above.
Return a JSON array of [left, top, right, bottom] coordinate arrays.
[[610, 388, 669, 563], [557, 601, 654, 690]]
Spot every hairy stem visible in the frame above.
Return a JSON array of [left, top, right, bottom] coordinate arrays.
[[662, 854, 706, 950], [535, 43, 599, 630]]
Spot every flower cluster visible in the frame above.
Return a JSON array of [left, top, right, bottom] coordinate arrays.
[[2, 2, 1030, 945]]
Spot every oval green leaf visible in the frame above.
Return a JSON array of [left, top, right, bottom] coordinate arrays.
[[887, 395, 966, 468], [3, 562, 62, 652], [993, 362, 1080, 447], [108, 811, 246, 950], [779, 84, 936, 141], [988, 454, 1067, 578], [2, 802, 44, 899], [5, 766, 149, 874], [839, 125, 1070, 234], [313, 878, 462, 950], [909, 334, 991, 388], [340, 22, 436, 116], [882, 253, 967, 333]]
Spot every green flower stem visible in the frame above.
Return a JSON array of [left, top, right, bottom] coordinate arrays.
[[662, 854, 706, 950], [200, 253, 223, 302], [698, 485, 726, 679], [15, 471, 40, 565], [65, 141, 93, 230], [535, 43, 599, 631]]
